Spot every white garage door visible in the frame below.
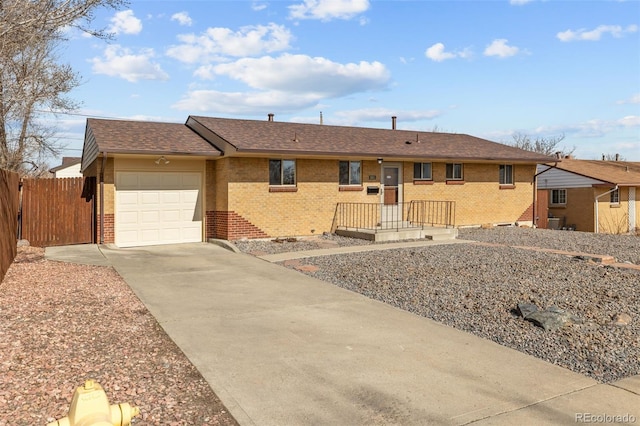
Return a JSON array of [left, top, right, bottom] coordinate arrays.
[[115, 172, 202, 247]]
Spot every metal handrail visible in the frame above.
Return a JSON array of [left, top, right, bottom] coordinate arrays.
[[332, 200, 455, 233]]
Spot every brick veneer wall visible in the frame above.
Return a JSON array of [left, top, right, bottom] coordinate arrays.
[[404, 163, 536, 227], [96, 213, 114, 244], [213, 159, 539, 237], [206, 210, 269, 240]]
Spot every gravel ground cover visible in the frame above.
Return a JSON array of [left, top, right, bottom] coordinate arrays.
[[0, 247, 238, 426], [458, 227, 640, 265], [237, 228, 640, 383], [233, 233, 374, 254]]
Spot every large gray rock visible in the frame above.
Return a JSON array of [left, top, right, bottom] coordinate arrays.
[[517, 303, 582, 331]]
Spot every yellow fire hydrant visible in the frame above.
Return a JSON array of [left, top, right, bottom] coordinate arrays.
[[47, 379, 140, 426]]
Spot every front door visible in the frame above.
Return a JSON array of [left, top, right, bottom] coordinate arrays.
[[381, 164, 402, 224]]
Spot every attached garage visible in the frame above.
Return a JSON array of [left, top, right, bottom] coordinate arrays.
[[115, 171, 203, 247]]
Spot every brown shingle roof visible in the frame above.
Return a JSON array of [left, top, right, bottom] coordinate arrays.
[[50, 157, 81, 172], [546, 159, 640, 186], [188, 116, 554, 162], [86, 118, 222, 156]]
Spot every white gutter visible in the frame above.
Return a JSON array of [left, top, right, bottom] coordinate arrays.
[[594, 185, 618, 233]]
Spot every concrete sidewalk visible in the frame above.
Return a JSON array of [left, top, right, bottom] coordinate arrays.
[[46, 243, 640, 425]]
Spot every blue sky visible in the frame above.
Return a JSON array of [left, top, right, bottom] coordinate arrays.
[[52, 0, 640, 164]]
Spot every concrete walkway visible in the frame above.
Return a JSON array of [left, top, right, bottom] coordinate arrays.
[[45, 243, 640, 425]]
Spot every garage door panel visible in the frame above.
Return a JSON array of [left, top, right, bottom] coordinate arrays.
[[139, 173, 161, 189], [119, 211, 139, 225], [118, 192, 139, 207], [117, 230, 140, 244], [141, 192, 160, 204], [140, 210, 160, 223], [118, 173, 139, 187], [181, 190, 199, 203], [115, 171, 203, 247], [162, 210, 181, 222], [182, 174, 200, 187], [182, 227, 202, 240], [162, 174, 182, 188], [161, 191, 181, 204], [141, 229, 161, 242]]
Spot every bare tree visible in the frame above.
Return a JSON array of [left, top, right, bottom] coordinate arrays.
[[509, 132, 574, 157], [0, 0, 127, 175]]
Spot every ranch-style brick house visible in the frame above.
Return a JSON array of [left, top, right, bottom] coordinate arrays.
[[81, 115, 554, 247], [536, 158, 640, 234]]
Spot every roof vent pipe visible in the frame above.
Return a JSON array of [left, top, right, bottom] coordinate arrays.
[[602, 154, 606, 160], [320, 111, 323, 125], [268, 113, 274, 122], [615, 153, 620, 161], [392, 116, 397, 130]]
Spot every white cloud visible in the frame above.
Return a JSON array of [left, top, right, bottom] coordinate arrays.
[[484, 39, 519, 58], [334, 108, 442, 125], [173, 54, 390, 114], [557, 24, 638, 42], [617, 93, 640, 105], [510, 0, 533, 4], [90, 45, 169, 82], [532, 115, 640, 139], [425, 43, 456, 62], [108, 10, 142, 35], [252, 1, 268, 11], [166, 23, 293, 64], [172, 89, 324, 113], [289, 0, 370, 21], [618, 115, 640, 127], [211, 54, 390, 96], [171, 12, 193, 27], [424, 43, 471, 62]]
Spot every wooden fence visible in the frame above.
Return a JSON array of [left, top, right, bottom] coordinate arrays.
[[0, 168, 20, 283], [21, 178, 93, 247]]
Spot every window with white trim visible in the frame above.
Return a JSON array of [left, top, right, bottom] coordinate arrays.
[[413, 162, 432, 180], [499, 164, 513, 185], [550, 189, 567, 205], [446, 163, 463, 180], [339, 161, 361, 185], [269, 159, 296, 185], [610, 188, 619, 204]]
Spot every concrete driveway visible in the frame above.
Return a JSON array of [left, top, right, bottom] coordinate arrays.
[[51, 243, 640, 425]]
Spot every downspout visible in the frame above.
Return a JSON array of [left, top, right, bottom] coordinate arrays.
[[594, 184, 618, 233], [100, 152, 107, 244]]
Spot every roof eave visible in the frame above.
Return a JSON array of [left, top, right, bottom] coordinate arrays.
[[95, 149, 221, 157]]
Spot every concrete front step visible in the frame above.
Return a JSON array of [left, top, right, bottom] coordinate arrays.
[[336, 226, 457, 242]]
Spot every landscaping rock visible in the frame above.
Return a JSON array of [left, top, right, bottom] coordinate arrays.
[[524, 306, 582, 331], [612, 313, 632, 326]]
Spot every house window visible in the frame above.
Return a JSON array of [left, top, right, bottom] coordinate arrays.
[[446, 163, 463, 180], [339, 161, 361, 185], [610, 188, 619, 204], [499, 164, 513, 185], [413, 162, 432, 180], [550, 189, 567, 205], [269, 159, 296, 185]]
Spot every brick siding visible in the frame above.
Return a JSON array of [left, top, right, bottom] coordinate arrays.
[[207, 210, 269, 240], [96, 213, 114, 244]]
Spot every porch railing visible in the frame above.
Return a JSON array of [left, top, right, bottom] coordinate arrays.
[[332, 200, 455, 233]]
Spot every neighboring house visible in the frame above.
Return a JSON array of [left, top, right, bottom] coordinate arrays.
[[536, 159, 640, 234], [81, 115, 553, 247], [50, 157, 83, 178]]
